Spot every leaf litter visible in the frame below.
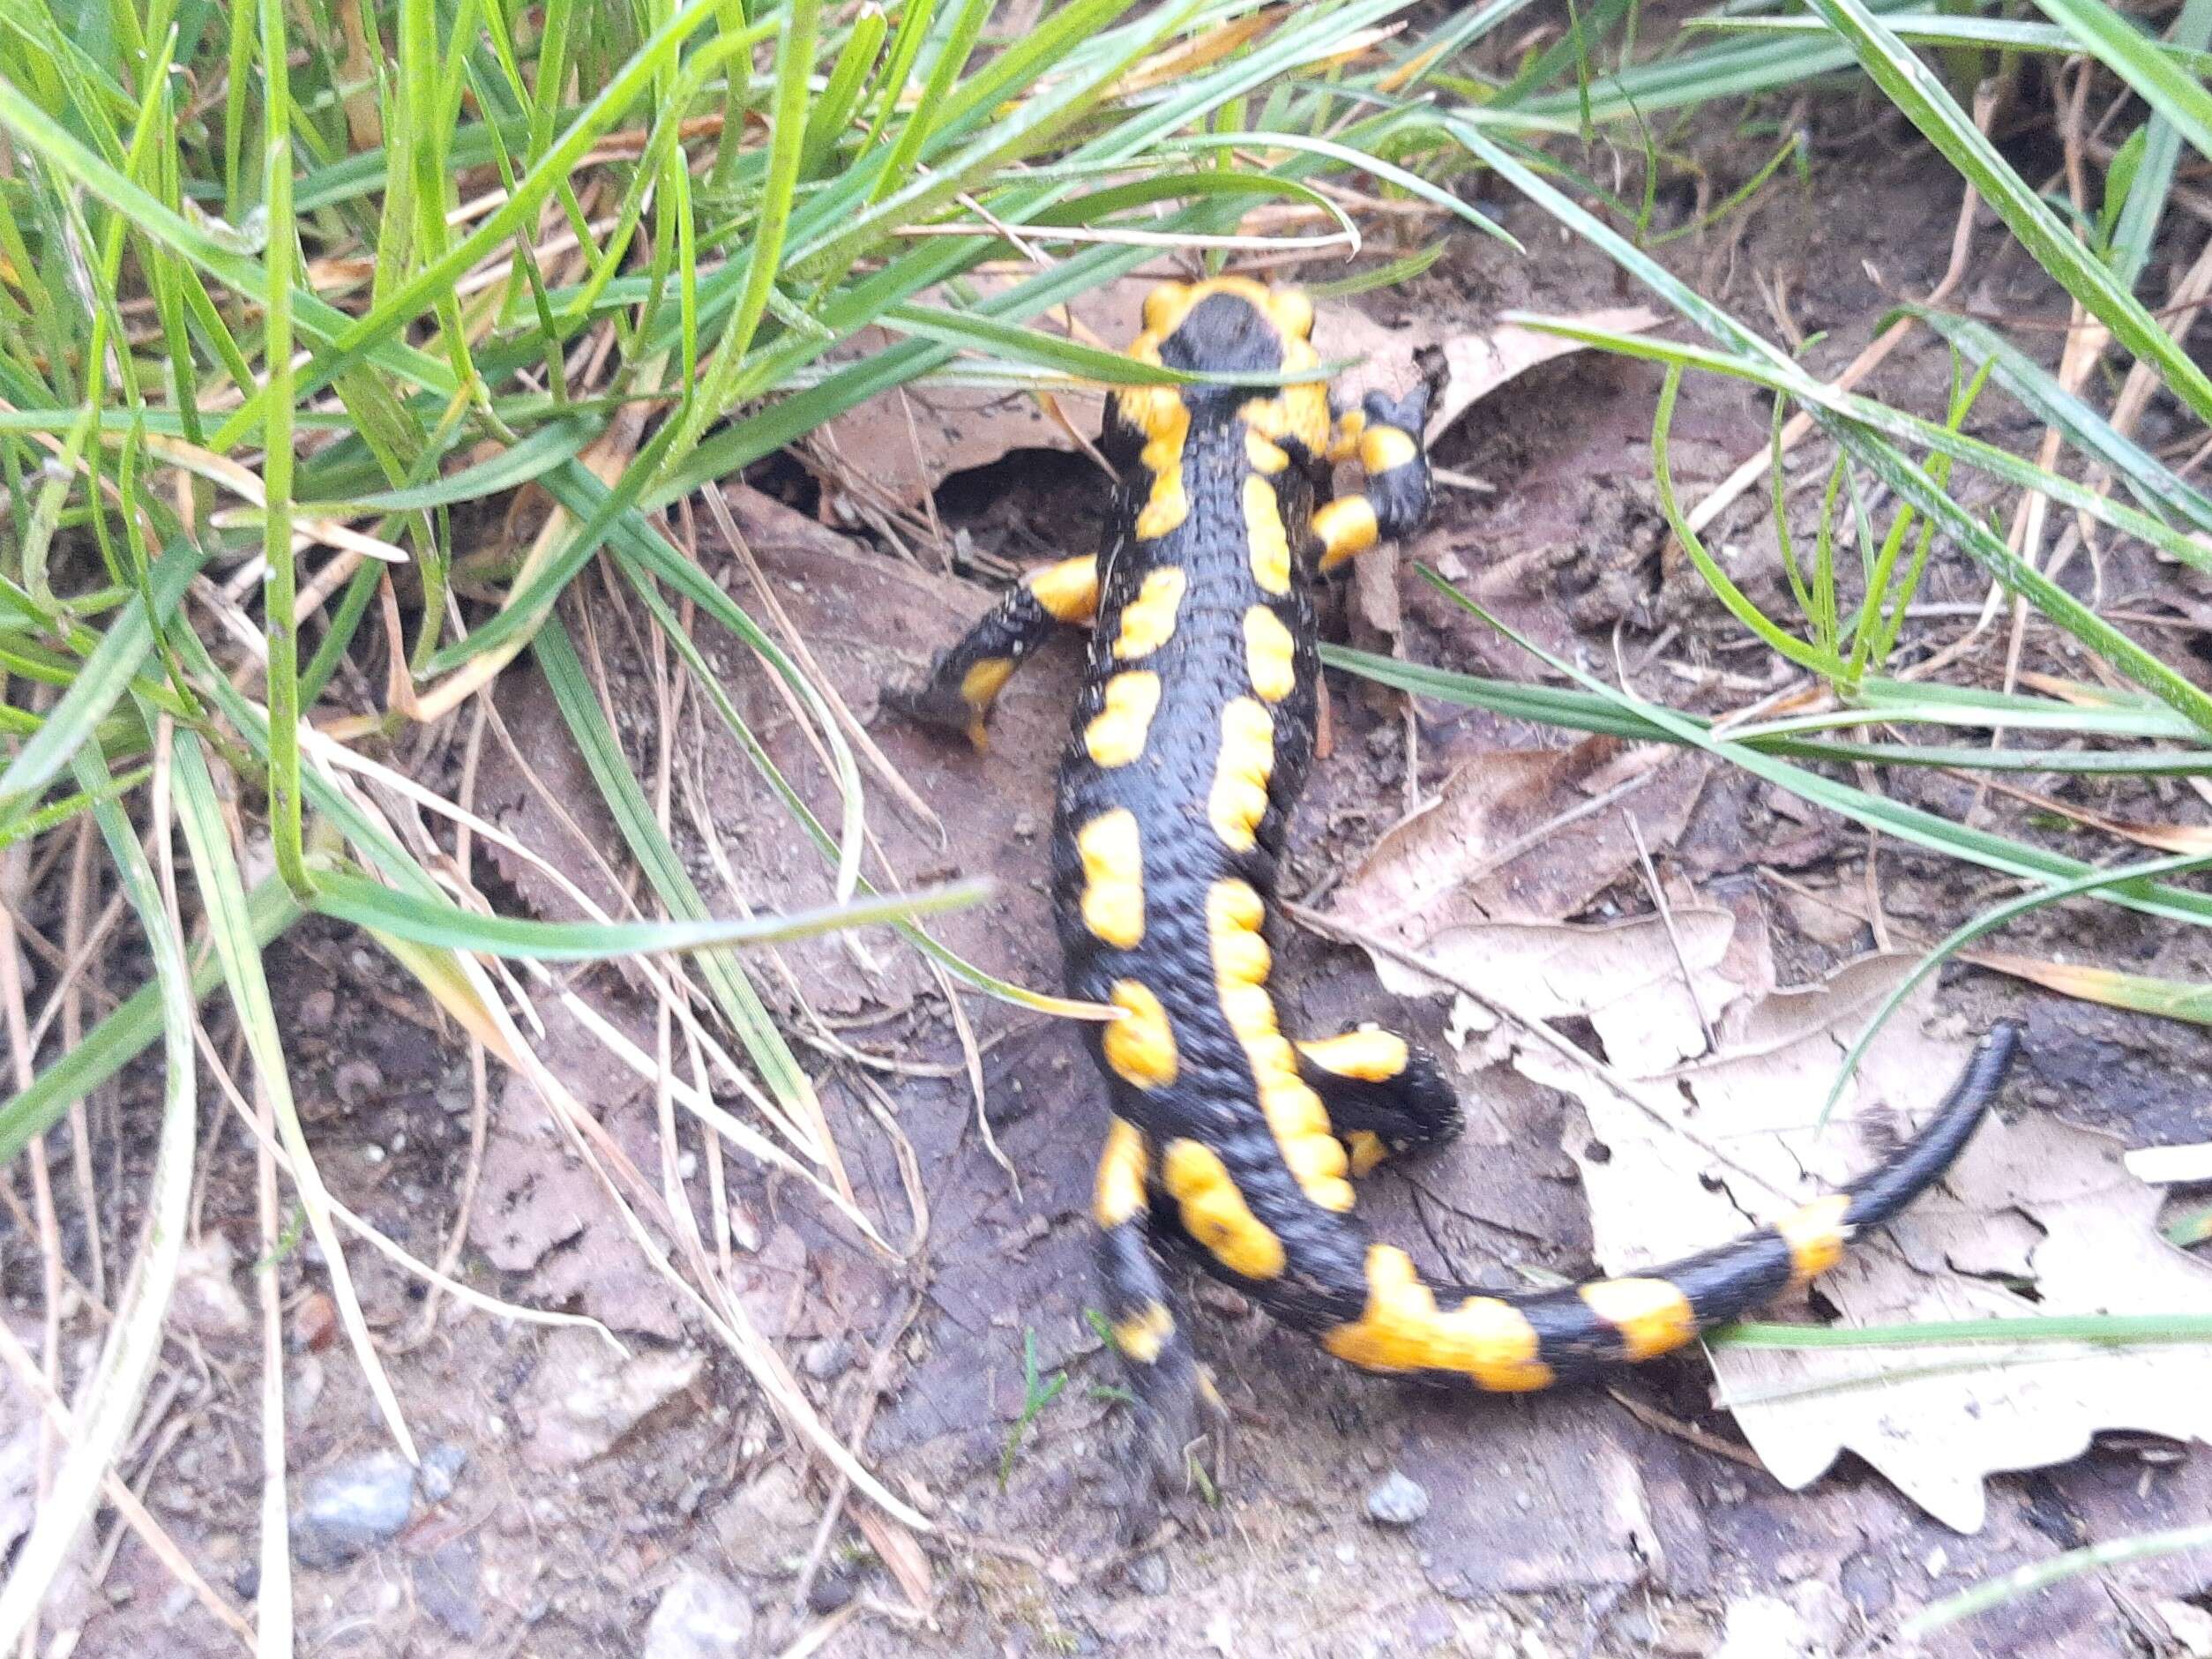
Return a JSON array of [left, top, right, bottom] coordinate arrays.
[[1328, 738, 2212, 1532]]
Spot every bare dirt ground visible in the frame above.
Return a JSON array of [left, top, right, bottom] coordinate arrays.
[[19, 70, 2212, 1659]]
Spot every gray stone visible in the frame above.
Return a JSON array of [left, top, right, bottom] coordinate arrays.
[[415, 1443, 467, 1505], [523, 1331, 706, 1468], [642, 1567, 755, 1659], [1365, 1470, 1430, 1528], [291, 1450, 415, 1568], [412, 1538, 483, 1640]]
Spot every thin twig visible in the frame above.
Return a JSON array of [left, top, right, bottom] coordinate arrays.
[[1624, 810, 1713, 1055]]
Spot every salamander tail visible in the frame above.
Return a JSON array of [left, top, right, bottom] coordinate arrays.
[[1317, 1025, 2021, 1390]]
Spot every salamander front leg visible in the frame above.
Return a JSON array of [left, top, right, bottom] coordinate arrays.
[[1296, 1027, 1463, 1176], [1094, 1119, 1222, 1540], [1314, 384, 1438, 572], [881, 555, 1098, 748]]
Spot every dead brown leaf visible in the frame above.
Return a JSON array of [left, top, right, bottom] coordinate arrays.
[[1426, 308, 1663, 439], [1340, 860, 2212, 1531], [813, 279, 1154, 508], [1332, 737, 1709, 933]]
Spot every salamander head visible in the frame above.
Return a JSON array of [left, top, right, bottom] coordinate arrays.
[[1126, 279, 1314, 407]]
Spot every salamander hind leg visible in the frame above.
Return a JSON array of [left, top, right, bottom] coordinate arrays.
[[1314, 384, 1438, 572], [1092, 1119, 1224, 1540], [881, 555, 1099, 748], [1294, 1028, 1463, 1176]]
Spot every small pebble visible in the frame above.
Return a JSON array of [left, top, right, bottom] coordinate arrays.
[[412, 1538, 483, 1640], [1125, 1553, 1170, 1597], [291, 1450, 415, 1568], [333, 1058, 383, 1105], [2156, 1598, 2212, 1658], [801, 1338, 851, 1382], [415, 1444, 467, 1505], [1364, 1471, 1429, 1528], [806, 1573, 855, 1615], [641, 1567, 755, 1659]]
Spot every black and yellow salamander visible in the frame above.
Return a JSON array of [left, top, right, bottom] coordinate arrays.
[[886, 277, 2021, 1519]]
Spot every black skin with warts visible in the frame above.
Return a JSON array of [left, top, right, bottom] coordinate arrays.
[[886, 281, 2021, 1528]]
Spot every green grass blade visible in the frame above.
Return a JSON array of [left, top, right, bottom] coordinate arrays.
[[1405, 572, 2212, 930], [308, 867, 990, 959], [1686, 13, 2212, 76], [0, 742, 197, 1648], [1821, 849, 2212, 1124], [2032, 0, 2212, 171], [2109, 0, 2212, 288], [1808, 0, 2212, 428], [0, 541, 204, 826], [170, 733, 417, 1462], [1900, 1521, 2212, 1640], [1718, 1313, 2212, 1349], [534, 619, 826, 1140]]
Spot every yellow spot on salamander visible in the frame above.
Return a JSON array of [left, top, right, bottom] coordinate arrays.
[[1245, 427, 1289, 474], [1162, 1138, 1285, 1280], [1133, 395, 1191, 541], [1279, 339, 1332, 453], [1313, 495, 1379, 571], [1114, 566, 1186, 660], [1116, 382, 1181, 445], [1142, 281, 1193, 334], [1026, 555, 1099, 623], [1243, 605, 1296, 704], [1579, 1277, 1697, 1361], [1083, 670, 1161, 767], [1143, 275, 1282, 341], [1207, 698, 1275, 854], [1328, 407, 1368, 464], [1360, 423, 1420, 475], [959, 656, 1014, 709], [1111, 1301, 1176, 1364], [1102, 979, 1177, 1091], [1296, 1029, 1409, 1083], [1346, 1130, 1389, 1177], [1776, 1193, 1852, 1288], [957, 658, 1016, 745], [1323, 1244, 1555, 1390], [1244, 474, 1291, 595], [1207, 880, 1353, 1213], [1268, 286, 1315, 342], [1094, 1117, 1148, 1229], [1077, 810, 1146, 949]]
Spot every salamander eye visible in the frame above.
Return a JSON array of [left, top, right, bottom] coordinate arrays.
[[1143, 282, 1192, 335], [1269, 288, 1314, 341]]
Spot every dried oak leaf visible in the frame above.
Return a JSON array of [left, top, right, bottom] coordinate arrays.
[[1333, 736, 1708, 931], [1352, 898, 2212, 1531]]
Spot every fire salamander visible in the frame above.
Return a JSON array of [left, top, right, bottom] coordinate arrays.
[[886, 277, 2022, 1524]]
